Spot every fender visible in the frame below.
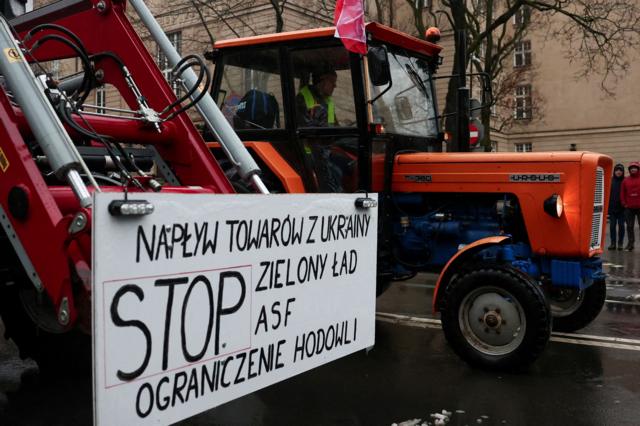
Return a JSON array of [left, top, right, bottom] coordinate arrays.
[[432, 235, 511, 313]]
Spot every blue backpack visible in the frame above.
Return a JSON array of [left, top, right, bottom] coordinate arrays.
[[234, 89, 280, 129]]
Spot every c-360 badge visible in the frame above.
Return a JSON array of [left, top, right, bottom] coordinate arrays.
[[405, 175, 432, 183]]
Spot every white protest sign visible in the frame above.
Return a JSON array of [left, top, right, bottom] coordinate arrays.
[[92, 193, 377, 425]]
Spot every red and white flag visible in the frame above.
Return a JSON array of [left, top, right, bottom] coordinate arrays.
[[334, 0, 367, 54]]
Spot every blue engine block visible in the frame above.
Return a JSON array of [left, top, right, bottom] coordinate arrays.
[[391, 193, 604, 290], [393, 194, 503, 267]]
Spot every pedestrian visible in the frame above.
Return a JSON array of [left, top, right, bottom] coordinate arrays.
[[621, 161, 640, 251], [608, 164, 626, 250]]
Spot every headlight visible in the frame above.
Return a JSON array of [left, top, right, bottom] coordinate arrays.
[[544, 194, 563, 218]]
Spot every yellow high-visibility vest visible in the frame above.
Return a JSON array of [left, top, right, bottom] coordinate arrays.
[[300, 85, 335, 125]]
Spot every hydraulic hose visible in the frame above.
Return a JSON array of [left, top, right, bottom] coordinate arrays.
[[0, 15, 93, 207], [128, 0, 269, 194]]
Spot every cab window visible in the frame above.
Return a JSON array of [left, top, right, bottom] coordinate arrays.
[[289, 45, 359, 193], [369, 50, 438, 139], [290, 46, 357, 128], [218, 48, 284, 130]]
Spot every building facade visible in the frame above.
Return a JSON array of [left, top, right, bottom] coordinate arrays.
[[364, 1, 640, 165], [497, 9, 640, 167], [29, 0, 640, 167], [371, 2, 640, 165]]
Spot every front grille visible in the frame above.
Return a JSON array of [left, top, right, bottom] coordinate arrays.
[[590, 167, 605, 250], [594, 167, 604, 205]]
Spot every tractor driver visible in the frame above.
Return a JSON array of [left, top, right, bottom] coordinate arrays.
[[295, 65, 354, 192], [296, 67, 338, 127]]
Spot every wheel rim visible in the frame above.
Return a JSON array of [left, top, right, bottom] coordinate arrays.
[[458, 286, 527, 356], [549, 288, 584, 317]]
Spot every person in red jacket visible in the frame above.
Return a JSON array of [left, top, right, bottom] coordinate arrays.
[[621, 162, 640, 251], [608, 164, 626, 250]]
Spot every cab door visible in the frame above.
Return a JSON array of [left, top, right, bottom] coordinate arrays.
[[285, 43, 368, 193], [211, 45, 314, 191]]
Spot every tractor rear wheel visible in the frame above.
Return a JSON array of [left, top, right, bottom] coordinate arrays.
[[439, 266, 551, 371], [549, 279, 606, 332], [0, 278, 91, 378]]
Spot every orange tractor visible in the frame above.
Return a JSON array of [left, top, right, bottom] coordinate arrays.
[[205, 24, 613, 369]]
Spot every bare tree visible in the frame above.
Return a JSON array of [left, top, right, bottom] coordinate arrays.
[[403, 0, 441, 36], [464, 0, 543, 149], [130, 0, 257, 58], [268, 0, 288, 32], [147, 0, 333, 50], [171, 0, 257, 44], [489, 65, 545, 134], [371, 0, 395, 27], [319, 0, 336, 16]]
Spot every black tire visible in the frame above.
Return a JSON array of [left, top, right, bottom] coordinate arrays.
[[0, 279, 91, 378], [550, 279, 606, 332], [439, 266, 551, 371]]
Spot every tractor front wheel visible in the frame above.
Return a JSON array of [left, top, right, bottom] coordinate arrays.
[[549, 279, 606, 332], [439, 266, 551, 371]]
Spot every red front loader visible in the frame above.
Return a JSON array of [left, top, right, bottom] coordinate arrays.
[[0, 0, 264, 373]]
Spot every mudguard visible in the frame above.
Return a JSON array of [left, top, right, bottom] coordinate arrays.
[[432, 235, 511, 312]]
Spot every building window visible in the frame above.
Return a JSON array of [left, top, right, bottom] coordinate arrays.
[[514, 7, 530, 27], [157, 31, 182, 95], [515, 143, 532, 152], [96, 86, 106, 114], [514, 40, 531, 67], [514, 85, 532, 120]]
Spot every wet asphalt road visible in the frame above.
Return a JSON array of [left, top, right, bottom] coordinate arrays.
[[1, 236, 640, 425]]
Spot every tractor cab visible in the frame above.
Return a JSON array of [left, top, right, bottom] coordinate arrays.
[[207, 23, 443, 193]]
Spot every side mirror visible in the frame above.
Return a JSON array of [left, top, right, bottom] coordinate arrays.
[[367, 46, 391, 86]]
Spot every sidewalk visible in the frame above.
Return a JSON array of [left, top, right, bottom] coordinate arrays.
[[603, 221, 640, 302]]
